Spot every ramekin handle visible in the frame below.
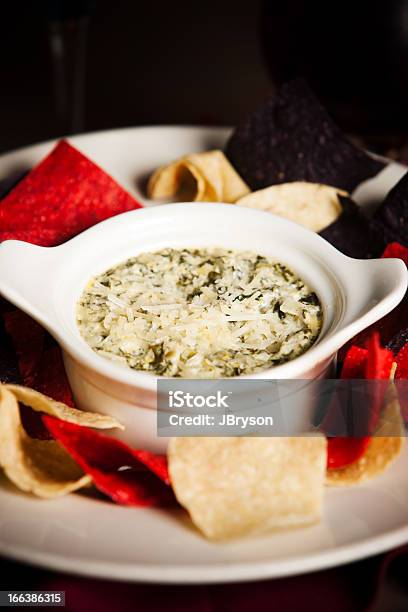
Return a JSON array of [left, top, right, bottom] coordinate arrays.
[[337, 256, 407, 338], [0, 240, 59, 328]]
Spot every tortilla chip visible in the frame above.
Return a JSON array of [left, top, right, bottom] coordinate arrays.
[[395, 343, 408, 380], [326, 335, 395, 469], [0, 228, 69, 247], [237, 182, 346, 232], [3, 308, 76, 406], [3, 310, 44, 386], [326, 384, 405, 486], [386, 328, 408, 356], [5, 384, 123, 430], [0, 140, 142, 247], [319, 197, 385, 258], [44, 416, 175, 507], [382, 242, 408, 267], [147, 150, 250, 203], [0, 386, 91, 498], [340, 345, 368, 379], [225, 79, 384, 192], [168, 435, 327, 540], [373, 172, 408, 248], [31, 346, 76, 407], [0, 382, 174, 506]]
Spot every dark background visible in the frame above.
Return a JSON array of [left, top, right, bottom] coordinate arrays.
[[1, 0, 408, 154], [0, 0, 270, 153]]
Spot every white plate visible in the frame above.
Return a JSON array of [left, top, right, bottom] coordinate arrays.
[[0, 126, 407, 584]]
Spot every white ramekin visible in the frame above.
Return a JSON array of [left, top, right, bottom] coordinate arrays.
[[0, 203, 406, 451]]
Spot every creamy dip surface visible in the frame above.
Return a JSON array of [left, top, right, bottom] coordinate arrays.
[[77, 248, 322, 378]]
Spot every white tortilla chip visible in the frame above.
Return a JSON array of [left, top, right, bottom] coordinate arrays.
[[0, 386, 91, 498], [237, 182, 347, 231], [0, 384, 123, 498], [5, 384, 123, 430], [168, 435, 327, 540], [147, 150, 250, 203]]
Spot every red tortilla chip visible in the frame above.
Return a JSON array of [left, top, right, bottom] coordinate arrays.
[[395, 342, 408, 421], [0, 228, 66, 247], [326, 333, 393, 470], [3, 310, 44, 386], [33, 347, 75, 407], [325, 345, 370, 469], [365, 332, 394, 380], [3, 309, 74, 406], [3, 308, 74, 438], [382, 242, 408, 267], [43, 416, 174, 507], [0, 140, 142, 246], [340, 345, 368, 379], [363, 333, 394, 436], [326, 437, 371, 470], [395, 342, 408, 380]]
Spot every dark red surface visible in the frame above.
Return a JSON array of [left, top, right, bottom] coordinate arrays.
[[2, 545, 408, 612]]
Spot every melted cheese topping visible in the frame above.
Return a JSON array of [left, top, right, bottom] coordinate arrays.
[[77, 248, 322, 378]]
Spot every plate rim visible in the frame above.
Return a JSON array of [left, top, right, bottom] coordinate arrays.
[[1, 521, 408, 584], [0, 124, 232, 164]]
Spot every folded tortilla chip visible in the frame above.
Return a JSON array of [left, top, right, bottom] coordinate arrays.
[[0, 386, 91, 498], [5, 384, 123, 430], [237, 182, 346, 232], [326, 382, 405, 486], [168, 435, 327, 540], [0, 384, 122, 498], [147, 150, 250, 203]]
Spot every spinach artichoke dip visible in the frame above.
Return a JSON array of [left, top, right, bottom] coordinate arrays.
[[77, 248, 322, 378]]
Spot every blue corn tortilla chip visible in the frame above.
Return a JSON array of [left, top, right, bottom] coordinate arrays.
[[386, 328, 408, 355], [319, 197, 385, 259], [225, 79, 385, 192], [373, 171, 408, 248]]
